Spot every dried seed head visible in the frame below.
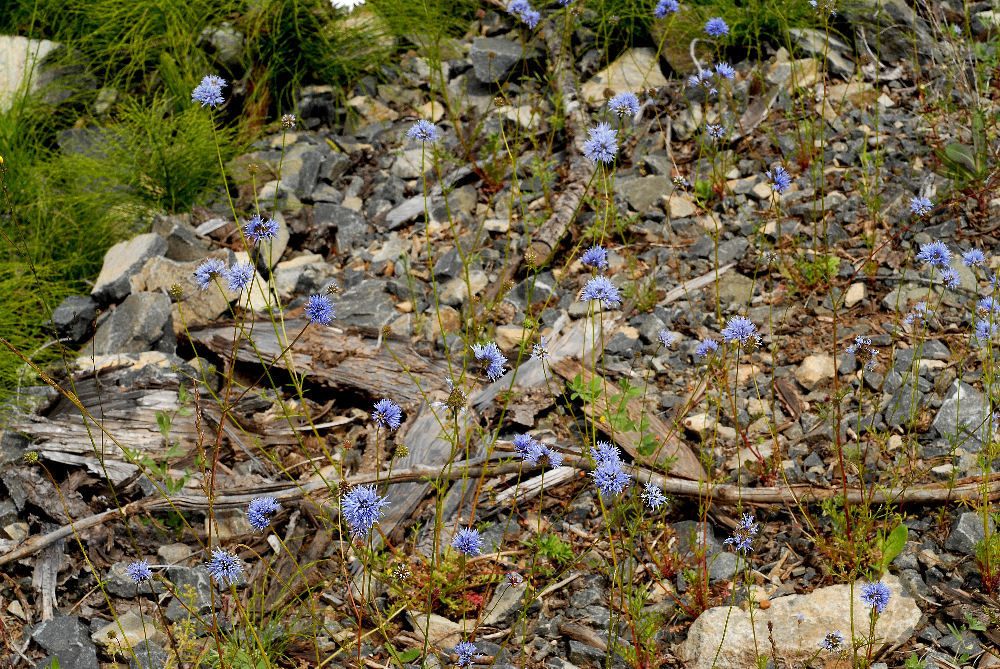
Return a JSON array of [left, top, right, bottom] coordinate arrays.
[[281, 114, 296, 129], [392, 563, 410, 580], [524, 248, 538, 268], [494, 96, 507, 108], [168, 283, 184, 300], [393, 443, 409, 459], [248, 163, 259, 175], [381, 325, 392, 339], [326, 281, 342, 296]]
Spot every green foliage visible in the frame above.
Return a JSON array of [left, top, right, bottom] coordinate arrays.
[[904, 653, 927, 668], [877, 523, 907, 576], [791, 252, 839, 287], [533, 534, 574, 565]]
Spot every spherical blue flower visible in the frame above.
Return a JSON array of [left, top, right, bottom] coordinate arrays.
[[304, 294, 335, 325], [723, 513, 758, 553], [642, 482, 668, 510], [453, 641, 480, 667], [903, 301, 928, 326], [766, 165, 791, 193], [975, 318, 997, 342], [125, 560, 153, 584], [592, 440, 621, 466], [194, 258, 226, 291], [687, 69, 716, 94], [658, 330, 676, 347], [580, 275, 621, 309], [860, 581, 891, 614], [705, 123, 725, 139], [452, 528, 484, 556], [225, 262, 255, 292], [821, 630, 843, 651], [696, 338, 718, 357], [941, 268, 961, 289], [962, 248, 986, 267], [341, 484, 390, 538], [206, 547, 243, 586], [531, 336, 550, 361], [521, 9, 540, 28], [526, 442, 563, 468], [608, 92, 640, 118], [582, 122, 618, 164], [372, 398, 403, 431], [244, 214, 279, 244], [909, 196, 932, 217], [507, 0, 539, 27], [721, 316, 761, 348], [715, 62, 736, 79], [590, 458, 632, 497], [192, 75, 226, 108], [471, 341, 507, 381], [915, 241, 952, 268], [654, 0, 680, 17], [704, 17, 729, 36], [512, 433, 538, 458], [246, 496, 281, 532], [406, 119, 440, 143], [581, 245, 609, 269], [979, 297, 1000, 314]]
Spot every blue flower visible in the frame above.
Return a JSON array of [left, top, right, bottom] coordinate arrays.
[[979, 297, 1000, 314], [512, 433, 538, 458], [406, 119, 440, 143], [723, 513, 758, 553], [721, 316, 761, 348], [941, 268, 961, 289], [910, 196, 933, 216], [508, 0, 540, 28], [705, 123, 725, 139], [916, 241, 952, 268], [581, 245, 609, 269], [453, 641, 480, 667], [192, 75, 226, 108], [654, 0, 680, 17], [471, 341, 508, 381], [125, 560, 153, 584], [244, 214, 279, 243], [590, 458, 632, 497], [642, 482, 668, 510], [975, 319, 997, 341], [246, 496, 281, 532], [766, 165, 791, 193], [582, 122, 618, 164], [704, 17, 729, 36], [860, 581, 891, 614], [696, 339, 718, 357], [531, 336, 550, 361], [821, 630, 843, 651], [206, 547, 243, 586], [902, 301, 928, 326], [608, 92, 640, 118], [715, 62, 736, 79], [225, 262, 255, 292], [452, 528, 484, 556], [304, 294, 335, 325], [526, 442, 563, 468], [372, 398, 402, 431], [658, 330, 676, 347], [962, 248, 986, 267], [580, 275, 621, 308], [687, 69, 717, 95], [341, 484, 390, 538], [592, 440, 621, 465], [193, 258, 226, 291]]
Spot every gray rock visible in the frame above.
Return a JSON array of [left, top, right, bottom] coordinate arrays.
[[30, 615, 99, 669], [567, 640, 606, 667], [0, 36, 61, 113], [199, 23, 243, 69], [312, 203, 371, 253], [91, 233, 168, 303], [840, 0, 941, 63], [150, 214, 208, 262], [49, 294, 97, 343], [164, 566, 214, 622], [129, 640, 169, 669], [620, 175, 672, 213], [481, 579, 540, 627], [335, 210, 372, 252], [337, 279, 397, 331], [93, 292, 174, 355], [945, 511, 994, 555], [708, 551, 740, 582], [104, 561, 163, 597], [932, 380, 992, 450], [470, 38, 533, 83], [787, 28, 855, 78], [884, 385, 924, 428], [296, 148, 328, 200], [383, 195, 427, 230], [672, 520, 723, 558], [322, 151, 351, 183], [717, 237, 748, 264]]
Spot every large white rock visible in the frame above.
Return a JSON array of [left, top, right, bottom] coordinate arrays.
[[678, 575, 922, 668], [581, 47, 668, 104], [91, 233, 167, 303], [0, 35, 60, 112], [795, 353, 836, 390]]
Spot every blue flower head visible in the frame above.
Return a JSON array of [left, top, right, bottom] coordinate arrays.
[[860, 581, 891, 614], [512, 433, 538, 458], [658, 330, 676, 347], [304, 294, 335, 325], [527, 442, 563, 468], [910, 196, 933, 217], [125, 560, 153, 584], [940, 268, 961, 289], [471, 341, 507, 381], [581, 245, 609, 269], [192, 75, 226, 108], [582, 122, 618, 164], [696, 338, 718, 357], [244, 214, 279, 244], [372, 398, 402, 430], [654, 0, 680, 17], [406, 119, 440, 143], [962, 248, 986, 267], [580, 275, 621, 309], [721, 316, 761, 348], [453, 641, 479, 668], [915, 241, 952, 268], [821, 630, 843, 651], [642, 482, 668, 510], [766, 165, 791, 193], [715, 62, 736, 79], [705, 123, 725, 139], [341, 484, 390, 538], [206, 547, 243, 586], [979, 297, 1000, 314], [194, 258, 226, 291], [452, 527, 484, 556], [507, 0, 540, 28], [225, 262, 255, 292], [902, 301, 928, 326], [592, 440, 621, 466], [723, 513, 758, 553], [590, 458, 632, 497], [975, 318, 998, 342], [687, 69, 717, 95], [246, 496, 281, 532], [608, 92, 640, 118], [704, 17, 729, 36], [531, 336, 550, 361]]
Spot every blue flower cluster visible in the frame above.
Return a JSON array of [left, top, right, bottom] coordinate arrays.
[[696, 338, 719, 358], [125, 560, 153, 584], [583, 122, 618, 164], [723, 513, 758, 553], [304, 294, 336, 325], [472, 341, 508, 381], [406, 119, 440, 143], [581, 245, 609, 269], [531, 335, 550, 361], [721, 315, 761, 349], [191, 75, 226, 108], [653, 0, 679, 17], [247, 496, 281, 532], [372, 398, 403, 430], [860, 580, 891, 614], [580, 276, 621, 309], [453, 641, 480, 667], [589, 440, 631, 497], [641, 482, 668, 510], [766, 165, 791, 193], [341, 484, 390, 538], [704, 17, 729, 36], [608, 92, 640, 119], [244, 214, 279, 244], [507, 0, 541, 28], [845, 335, 879, 372], [511, 433, 563, 468], [206, 547, 243, 586], [452, 527, 484, 556]]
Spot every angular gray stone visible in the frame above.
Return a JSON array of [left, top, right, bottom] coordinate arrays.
[[49, 294, 97, 343], [840, 0, 942, 64], [91, 233, 168, 303], [0, 36, 61, 113], [932, 380, 992, 450], [30, 615, 99, 669], [470, 38, 531, 83], [788, 28, 855, 78], [104, 561, 164, 597], [884, 385, 924, 428], [93, 292, 174, 355], [337, 279, 397, 330], [164, 566, 214, 622], [151, 214, 208, 262], [129, 640, 169, 669], [620, 175, 672, 213], [945, 511, 995, 555], [313, 203, 371, 252], [296, 147, 329, 200]]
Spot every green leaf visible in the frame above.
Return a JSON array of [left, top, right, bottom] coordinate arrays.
[[943, 142, 978, 175], [155, 410, 170, 440], [398, 649, 421, 663], [879, 523, 908, 574], [48, 659, 60, 669]]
